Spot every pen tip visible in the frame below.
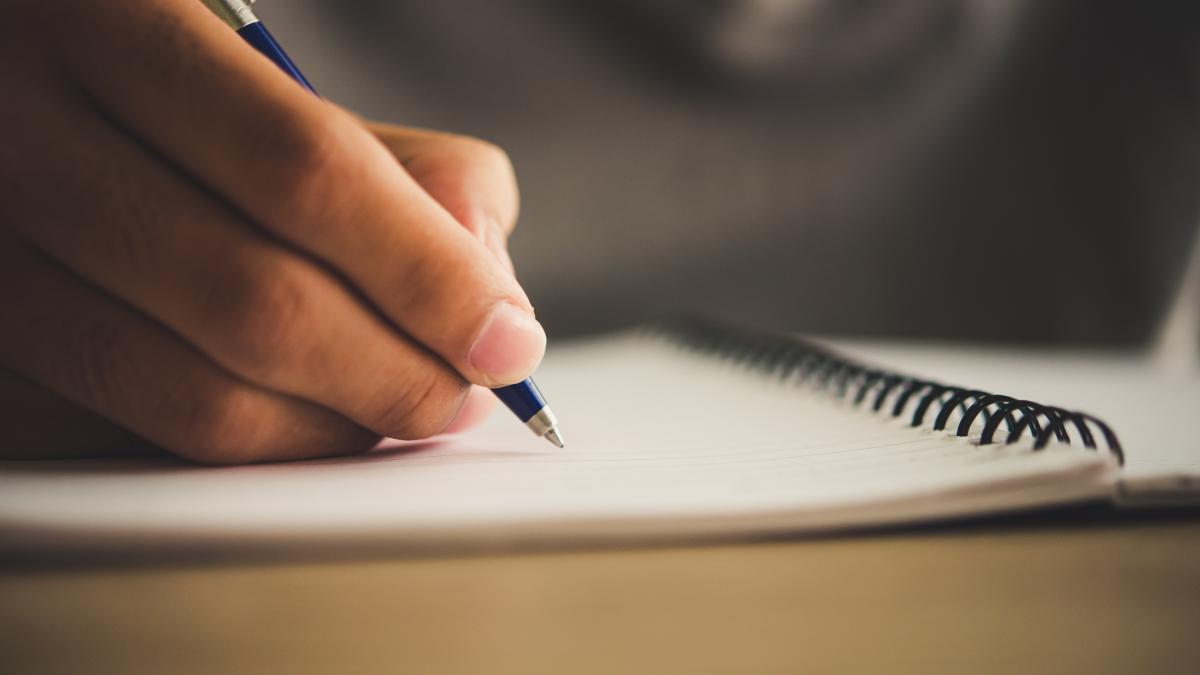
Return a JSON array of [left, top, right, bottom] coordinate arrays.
[[543, 427, 565, 449]]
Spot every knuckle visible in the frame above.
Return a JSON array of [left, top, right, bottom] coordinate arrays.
[[461, 137, 515, 179], [255, 110, 337, 181], [377, 369, 469, 440], [254, 111, 358, 229], [176, 386, 377, 465], [173, 388, 264, 465], [312, 425, 382, 459], [213, 258, 316, 379], [456, 137, 519, 227]]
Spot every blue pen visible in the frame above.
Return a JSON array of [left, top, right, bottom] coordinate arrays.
[[201, 0, 565, 448]]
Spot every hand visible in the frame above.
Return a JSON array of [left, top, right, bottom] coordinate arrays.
[[0, 0, 544, 463]]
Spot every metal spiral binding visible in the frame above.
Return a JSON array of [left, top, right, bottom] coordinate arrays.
[[648, 317, 1124, 465]]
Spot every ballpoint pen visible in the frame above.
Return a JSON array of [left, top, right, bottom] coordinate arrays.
[[200, 0, 565, 448]]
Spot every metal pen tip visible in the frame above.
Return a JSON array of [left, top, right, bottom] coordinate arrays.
[[543, 427, 565, 449]]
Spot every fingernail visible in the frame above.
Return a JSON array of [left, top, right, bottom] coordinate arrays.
[[467, 303, 546, 385]]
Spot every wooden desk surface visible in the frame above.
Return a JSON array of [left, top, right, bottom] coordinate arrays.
[[3, 511, 1199, 674]]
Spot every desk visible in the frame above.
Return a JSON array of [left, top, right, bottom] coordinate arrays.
[[3, 512, 1198, 674]]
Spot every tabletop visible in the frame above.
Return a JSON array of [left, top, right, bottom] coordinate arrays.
[[3, 508, 1198, 674]]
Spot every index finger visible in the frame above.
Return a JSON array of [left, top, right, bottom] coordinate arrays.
[[55, 0, 544, 386]]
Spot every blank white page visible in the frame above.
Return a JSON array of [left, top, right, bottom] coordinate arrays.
[[0, 334, 1116, 555]]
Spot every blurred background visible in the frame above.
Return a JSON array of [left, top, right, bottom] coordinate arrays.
[[257, 0, 1200, 347]]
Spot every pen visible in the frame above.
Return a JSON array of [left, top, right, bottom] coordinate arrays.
[[200, 0, 565, 448]]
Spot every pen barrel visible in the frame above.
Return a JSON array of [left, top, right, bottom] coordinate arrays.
[[236, 22, 318, 94], [493, 380, 548, 422]]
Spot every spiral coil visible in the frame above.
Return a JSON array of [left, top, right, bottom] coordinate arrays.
[[650, 317, 1124, 465]]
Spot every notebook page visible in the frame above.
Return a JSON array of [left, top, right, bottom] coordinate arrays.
[[0, 334, 1115, 554]]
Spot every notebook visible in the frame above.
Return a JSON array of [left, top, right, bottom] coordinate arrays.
[[1, 318, 1196, 556]]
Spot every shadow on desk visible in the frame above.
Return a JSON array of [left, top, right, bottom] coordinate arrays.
[[2, 503, 1199, 573]]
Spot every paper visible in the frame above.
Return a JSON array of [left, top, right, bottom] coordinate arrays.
[[0, 334, 1119, 554]]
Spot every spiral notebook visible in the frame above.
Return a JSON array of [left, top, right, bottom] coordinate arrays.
[[1, 319, 1196, 556]]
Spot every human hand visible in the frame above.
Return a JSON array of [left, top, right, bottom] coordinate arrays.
[[0, 0, 542, 463]]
